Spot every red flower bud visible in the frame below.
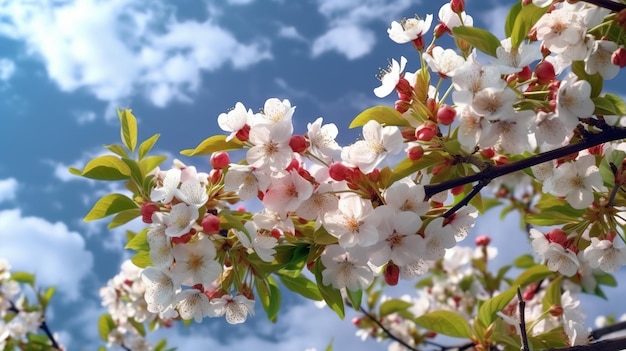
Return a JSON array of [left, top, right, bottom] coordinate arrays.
[[407, 145, 424, 161], [517, 66, 532, 82], [210, 151, 230, 169], [329, 162, 350, 181], [201, 214, 221, 235], [612, 47, 626, 68], [415, 121, 437, 141], [141, 202, 160, 223], [395, 99, 411, 114], [384, 263, 400, 286], [450, 0, 465, 13], [475, 235, 491, 246], [534, 61, 555, 85], [289, 135, 309, 153], [437, 104, 456, 125], [546, 228, 567, 245], [235, 124, 250, 141]]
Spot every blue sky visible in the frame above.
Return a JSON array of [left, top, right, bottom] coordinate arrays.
[[1, 0, 625, 350]]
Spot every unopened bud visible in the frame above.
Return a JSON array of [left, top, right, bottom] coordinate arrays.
[[475, 235, 491, 246], [415, 121, 437, 141], [384, 263, 400, 286], [407, 145, 424, 161], [612, 47, 626, 68], [450, 0, 465, 13], [535, 61, 556, 85]]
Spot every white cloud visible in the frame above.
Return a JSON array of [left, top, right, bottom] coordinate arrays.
[[73, 110, 97, 124], [227, 0, 255, 4], [0, 209, 94, 300], [277, 25, 305, 42], [0, 58, 15, 81], [311, 0, 414, 59], [0, 0, 271, 112], [0, 178, 18, 203], [312, 25, 376, 60]]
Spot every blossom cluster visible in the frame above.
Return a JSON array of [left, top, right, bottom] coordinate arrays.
[[99, 259, 172, 350], [0, 259, 58, 350]]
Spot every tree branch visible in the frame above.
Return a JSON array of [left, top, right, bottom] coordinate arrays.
[[580, 0, 626, 13], [549, 336, 626, 351], [424, 125, 626, 199], [517, 287, 531, 351], [359, 306, 420, 351]]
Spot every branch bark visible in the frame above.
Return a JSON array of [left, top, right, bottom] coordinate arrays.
[[424, 125, 626, 199]]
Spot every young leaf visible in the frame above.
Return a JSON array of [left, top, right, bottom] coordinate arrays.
[[256, 277, 281, 322], [107, 208, 142, 229], [504, 1, 523, 38], [11, 271, 35, 286], [510, 3, 549, 48], [69, 155, 131, 180], [118, 109, 138, 153], [139, 133, 160, 160], [512, 264, 553, 288], [379, 299, 413, 317], [125, 228, 150, 251], [279, 273, 323, 301], [84, 193, 138, 221], [180, 135, 244, 156], [349, 106, 409, 129], [452, 26, 501, 57], [345, 288, 362, 310], [414, 310, 473, 338], [542, 277, 563, 311], [98, 313, 116, 341], [313, 260, 345, 319], [389, 154, 442, 185], [513, 254, 536, 268], [140, 155, 167, 174], [477, 288, 517, 328], [131, 250, 152, 268], [105, 144, 129, 158]]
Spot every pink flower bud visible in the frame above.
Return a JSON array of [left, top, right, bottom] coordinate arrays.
[[289, 135, 308, 153], [384, 263, 400, 286], [201, 214, 221, 235], [436, 104, 456, 125], [328, 162, 350, 181], [534, 61, 555, 85], [475, 235, 491, 246], [450, 0, 465, 13], [612, 47, 626, 68], [415, 121, 437, 141], [141, 202, 160, 223], [407, 145, 424, 161]]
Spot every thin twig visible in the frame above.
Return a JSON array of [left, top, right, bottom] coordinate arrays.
[[359, 306, 420, 351], [517, 287, 531, 351], [442, 178, 491, 218], [590, 320, 626, 340]]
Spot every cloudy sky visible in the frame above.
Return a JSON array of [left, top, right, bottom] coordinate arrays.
[[1, 0, 625, 350]]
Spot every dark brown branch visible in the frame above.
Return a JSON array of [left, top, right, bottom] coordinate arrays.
[[424, 125, 626, 199], [549, 336, 626, 351], [517, 287, 531, 351], [590, 320, 626, 340], [359, 306, 420, 351], [580, 0, 626, 13]]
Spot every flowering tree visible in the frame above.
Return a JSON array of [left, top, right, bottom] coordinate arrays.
[[9, 0, 626, 349]]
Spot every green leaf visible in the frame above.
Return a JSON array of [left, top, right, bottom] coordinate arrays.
[[510, 3, 549, 48], [180, 135, 244, 156], [414, 311, 473, 338], [504, 1, 523, 38], [313, 226, 338, 245], [11, 271, 35, 285], [98, 314, 116, 341], [256, 277, 281, 322], [105, 143, 129, 158], [279, 273, 323, 301], [313, 260, 345, 319], [85, 193, 138, 221], [139, 133, 160, 159], [129, 317, 146, 337], [118, 108, 138, 153], [69, 155, 131, 180], [379, 299, 413, 317], [542, 277, 563, 311], [107, 208, 142, 229], [477, 288, 517, 328], [596, 272, 617, 287], [346, 289, 362, 310], [389, 153, 442, 185], [512, 264, 553, 288], [452, 26, 501, 57], [513, 254, 536, 268], [125, 228, 150, 251], [349, 106, 409, 129], [593, 94, 626, 116], [140, 155, 167, 174], [131, 250, 152, 268], [41, 286, 56, 309], [572, 60, 602, 98]]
